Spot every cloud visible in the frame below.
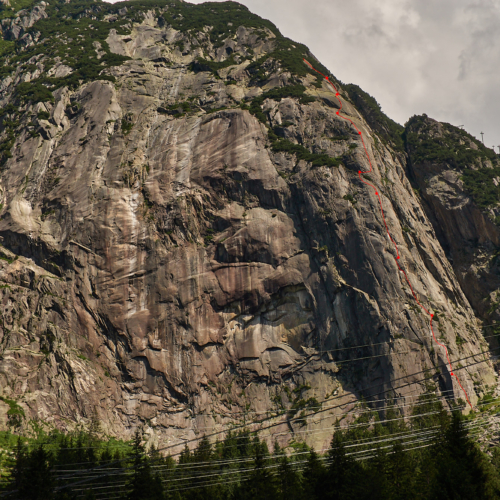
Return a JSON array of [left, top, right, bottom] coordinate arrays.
[[105, 0, 500, 148], [456, 1, 500, 81]]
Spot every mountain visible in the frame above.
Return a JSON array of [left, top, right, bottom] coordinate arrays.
[[0, 0, 498, 451]]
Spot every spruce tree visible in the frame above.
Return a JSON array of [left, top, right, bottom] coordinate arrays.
[[16, 444, 55, 500], [235, 440, 277, 500], [126, 428, 164, 500], [431, 412, 493, 500], [186, 436, 221, 500], [277, 455, 303, 500], [302, 449, 326, 500], [386, 441, 416, 500], [325, 431, 357, 500], [363, 447, 390, 500]]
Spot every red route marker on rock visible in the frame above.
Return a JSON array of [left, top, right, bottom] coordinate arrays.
[[303, 58, 473, 409]]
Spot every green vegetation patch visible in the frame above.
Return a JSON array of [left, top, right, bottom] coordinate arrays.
[[37, 111, 50, 120], [189, 54, 241, 77], [158, 0, 278, 47], [0, 0, 37, 20], [15, 82, 54, 103], [405, 115, 496, 168], [0, 39, 15, 57], [162, 100, 193, 117], [260, 84, 315, 104], [405, 115, 499, 209], [461, 166, 500, 210], [243, 84, 316, 124], [345, 83, 404, 151], [270, 136, 341, 168], [3, 0, 133, 104], [121, 115, 134, 135], [0, 397, 24, 418], [0, 397, 25, 428]]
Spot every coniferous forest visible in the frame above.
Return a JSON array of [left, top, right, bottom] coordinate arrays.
[[0, 1, 500, 499], [1, 395, 500, 499]]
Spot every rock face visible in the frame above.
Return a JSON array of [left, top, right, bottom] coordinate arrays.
[[0, 1, 497, 450], [406, 115, 500, 346], [0, 2, 47, 44]]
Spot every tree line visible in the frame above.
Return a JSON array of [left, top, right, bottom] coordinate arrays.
[[3, 394, 500, 500]]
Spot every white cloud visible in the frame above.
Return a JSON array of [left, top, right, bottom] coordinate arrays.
[[105, 0, 500, 148]]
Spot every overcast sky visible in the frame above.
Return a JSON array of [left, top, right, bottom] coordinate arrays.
[[112, 0, 500, 149]]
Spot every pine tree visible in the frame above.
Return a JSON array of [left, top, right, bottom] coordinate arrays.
[[88, 407, 103, 445], [126, 428, 164, 500], [186, 436, 220, 500], [235, 440, 277, 500], [17, 444, 55, 500], [179, 443, 192, 465], [161, 455, 181, 500], [410, 441, 440, 500], [325, 431, 356, 500], [431, 412, 492, 500], [222, 431, 239, 461], [236, 430, 253, 460], [56, 435, 74, 471], [13, 437, 27, 493], [277, 455, 303, 500], [386, 441, 416, 500], [302, 449, 326, 500]]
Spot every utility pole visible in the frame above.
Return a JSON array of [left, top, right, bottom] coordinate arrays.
[[480, 132, 484, 144]]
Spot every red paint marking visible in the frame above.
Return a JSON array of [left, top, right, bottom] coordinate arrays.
[[303, 58, 473, 409]]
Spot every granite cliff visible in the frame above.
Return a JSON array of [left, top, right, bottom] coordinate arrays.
[[0, 0, 497, 450]]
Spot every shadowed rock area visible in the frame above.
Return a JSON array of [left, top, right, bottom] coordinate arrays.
[[0, 0, 497, 450]]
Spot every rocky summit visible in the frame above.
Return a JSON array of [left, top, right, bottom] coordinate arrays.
[[0, 0, 498, 451]]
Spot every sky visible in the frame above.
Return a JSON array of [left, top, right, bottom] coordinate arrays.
[[109, 0, 500, 149]]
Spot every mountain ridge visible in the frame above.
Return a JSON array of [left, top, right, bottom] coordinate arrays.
[[0, 0, 498, 451]]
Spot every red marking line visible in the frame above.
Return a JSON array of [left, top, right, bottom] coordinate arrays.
[[303, 59, 473, 409]]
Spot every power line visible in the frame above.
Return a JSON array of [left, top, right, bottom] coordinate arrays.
[[44, 410, 500, 499], [150, 346, 497, 453], [35, 394, 499, 494], [51, 401, 494, 484], [52, 397, 470, 481], [8, 347, 495, 498], [151, 418, 498, 496], [50, 403, 496, 492], [46, 379, 496, 478], [49, 386, 470, 477]]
